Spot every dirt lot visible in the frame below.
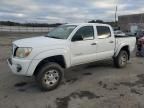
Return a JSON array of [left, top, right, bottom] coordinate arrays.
[[0, 32, 144, 108]]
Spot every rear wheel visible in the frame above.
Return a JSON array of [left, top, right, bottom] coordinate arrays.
[[35, 62, 63, 91], [113, 50, 128, 68]]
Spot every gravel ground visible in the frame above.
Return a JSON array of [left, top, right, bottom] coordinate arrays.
[[0, 32, 144, 108]]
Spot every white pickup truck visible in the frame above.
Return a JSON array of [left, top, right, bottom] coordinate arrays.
[[8, 23, 136, 91]]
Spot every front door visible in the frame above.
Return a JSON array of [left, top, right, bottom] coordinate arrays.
[[70, 26, 97, 66]]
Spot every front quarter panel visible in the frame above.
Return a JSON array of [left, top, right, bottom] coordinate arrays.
[[26, 48, 70, 76]]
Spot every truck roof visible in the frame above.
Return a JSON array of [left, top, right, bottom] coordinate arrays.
[[66, 23, 110, 26]]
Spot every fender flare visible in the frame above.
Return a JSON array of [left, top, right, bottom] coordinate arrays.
[[114, 44, 130, 57]]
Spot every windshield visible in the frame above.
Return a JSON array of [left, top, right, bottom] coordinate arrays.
[[46, 25, 77, 39]]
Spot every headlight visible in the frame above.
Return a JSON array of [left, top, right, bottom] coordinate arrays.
[[15, 47, 32, 58]]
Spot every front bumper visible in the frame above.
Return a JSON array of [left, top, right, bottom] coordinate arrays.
[[7, 57, 32, 76]]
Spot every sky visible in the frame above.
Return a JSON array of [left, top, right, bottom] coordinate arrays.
[[0, 0, 143, 23]]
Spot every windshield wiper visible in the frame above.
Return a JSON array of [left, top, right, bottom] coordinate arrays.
[[45, 35, 62, 39]]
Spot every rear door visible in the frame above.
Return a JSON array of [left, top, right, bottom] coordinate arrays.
[[95, 26, 115, 59], [70, 25, 97, 66]]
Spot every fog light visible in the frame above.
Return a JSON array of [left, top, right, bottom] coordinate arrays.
[[17, 64, 22, 72]]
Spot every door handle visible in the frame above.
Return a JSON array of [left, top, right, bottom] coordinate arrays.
[[91, 43, 97, 45], [109, 41, 114, 43]]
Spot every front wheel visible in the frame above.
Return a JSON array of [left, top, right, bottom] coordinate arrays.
[[113, 50, 128, 68], [35, 62, 63, 91]]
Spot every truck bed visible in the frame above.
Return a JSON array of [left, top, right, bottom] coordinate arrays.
[[115, 36, 136, 53]]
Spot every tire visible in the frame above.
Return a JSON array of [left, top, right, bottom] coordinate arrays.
[[35, 62, 63, 91], [113, 50, 128, 68]]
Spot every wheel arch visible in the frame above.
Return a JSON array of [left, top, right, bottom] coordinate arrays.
[[115, 45, 130, 60], [26, 48, 70, 76], [33, 55, 66, 76]]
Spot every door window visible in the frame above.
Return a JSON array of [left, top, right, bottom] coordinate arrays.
[[97, 26, 111, 39], [72, 26, 94, 41]]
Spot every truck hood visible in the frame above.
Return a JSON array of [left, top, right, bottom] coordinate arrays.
[[13, 36, 67, 48]]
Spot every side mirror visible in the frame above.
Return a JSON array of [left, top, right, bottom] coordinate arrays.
[[72, 35, 83, 42]]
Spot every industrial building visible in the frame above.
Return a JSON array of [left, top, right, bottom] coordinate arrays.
[[118, 13, 144, 33]]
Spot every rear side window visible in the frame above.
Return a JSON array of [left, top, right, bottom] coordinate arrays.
[[97, 26, 111, 39]]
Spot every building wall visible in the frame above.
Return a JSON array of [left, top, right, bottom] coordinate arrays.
[[118, 13, 144, 32]]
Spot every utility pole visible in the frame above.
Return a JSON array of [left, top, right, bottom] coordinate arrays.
[[115, 5, 117, 23], [115, 0, 118, 26]]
